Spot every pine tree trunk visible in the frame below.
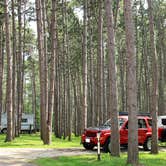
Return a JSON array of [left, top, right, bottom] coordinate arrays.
[[113, 0, 120, 29], [147, 0, 158, 154], [82, 0, 88, 131], [30, 58, 37, 132], [54, 48, 60, 138], [5, 0, 13, 142], [124, 0, 139, 165], [16, 0, 23, 136], [105, 0, 120, 157], [118, 49, 126, 112], [157, 18, 165, 115], [71, 74, 78, 136], [97, 0, 104, 126], [46, 0, 57, 145], [88, 4, 95, 127], [41, 0, 48, 124], [77, 71, 83, 135], [35, 0, 47, 143], [0, 25, 4, 128], [62, 0, 67, 139], [11, 0, 16, 138]]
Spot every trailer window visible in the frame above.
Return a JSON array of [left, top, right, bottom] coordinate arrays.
[[21, 118, 28, 123], [162, 119, 166, 125]]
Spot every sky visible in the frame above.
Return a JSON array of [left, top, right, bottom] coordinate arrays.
[[29, 0, 37, 34], [29, 0, 83, 35]]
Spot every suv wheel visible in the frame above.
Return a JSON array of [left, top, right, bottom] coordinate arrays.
[[1, 128, 7, 134], [103, 137, 111, 153], [143, 137, 151, 151], [83, 143, 94, 150]]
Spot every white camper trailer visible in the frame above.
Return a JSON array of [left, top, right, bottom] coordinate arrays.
[[0, 113, 34, 133], [158, 115, 166, 127]]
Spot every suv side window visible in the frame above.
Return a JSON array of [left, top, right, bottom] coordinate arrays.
[[138, 119, 146, 128], [124, 119, 147, 129]]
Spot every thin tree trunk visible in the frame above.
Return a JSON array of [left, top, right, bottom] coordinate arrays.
[[113, 0, 120, 29], [124, 0, 139, 165], [30, 58, 37, 132], [82, 0, 88, 131], [97, 0, 104, 126], [0, 25, 4, 128], [5, 0, 13, 142], [54, 41, 61, 138], [71, 73, 78, 136], [118, 48, 126, 112], [46, 0, 57, 144], [16, 0, 23, 136], [41, 0, 48, 124], [147, 0, 158, 154], [35, 0, 47, 143], [157, 17, 165, 115], [88, 7, 95, 127], [11, 0, 16, 138], [77, 70, 83, 135], [61, 0, 67, 139]]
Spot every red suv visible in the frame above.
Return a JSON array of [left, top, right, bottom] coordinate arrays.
[[81, 115, 166, 152]]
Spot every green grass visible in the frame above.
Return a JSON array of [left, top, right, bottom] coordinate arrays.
[[34, 152, 166, 166], [159, 142, 166, 146], [0, 133, 81, 148]]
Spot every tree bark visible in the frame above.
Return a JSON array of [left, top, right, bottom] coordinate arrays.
[[30, 58, 37, 132], [41, 0, 48, 124], [105, 0, 120, 157], [35, 0, 47, 143], [11, 0, 16, 139], [147, 0, 158, 154], [5, 0, 13, 142], [82, 0, 88, 130], [124, 0, 139, 165], [0, 25, 4, 128], [16, 0, 23, 136], [46, 0, 57, 145], [97, 0, 104, 126], [157, 15, 165, 115]]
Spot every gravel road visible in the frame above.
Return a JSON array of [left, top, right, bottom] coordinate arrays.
[[0, 147, 165, 166], [0, 148, 95, 166]]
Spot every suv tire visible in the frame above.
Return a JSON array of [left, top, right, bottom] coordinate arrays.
[[103, 137, 111, 153], [1, 128, 7, 134], [143, 137, 151, 151], [83, 143, 94, 150]]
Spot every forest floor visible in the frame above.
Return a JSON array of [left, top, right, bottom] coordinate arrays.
[[0, 147, 166, 166]]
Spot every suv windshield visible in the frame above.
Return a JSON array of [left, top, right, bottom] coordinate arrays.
[[104, 118, 125, 127]]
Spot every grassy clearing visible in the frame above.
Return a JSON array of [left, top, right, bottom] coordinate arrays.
[[0, 133, 81, 148], [34, 152, 166, 166]]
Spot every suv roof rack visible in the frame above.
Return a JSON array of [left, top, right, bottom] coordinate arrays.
[[119, 112, 150, 117]]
